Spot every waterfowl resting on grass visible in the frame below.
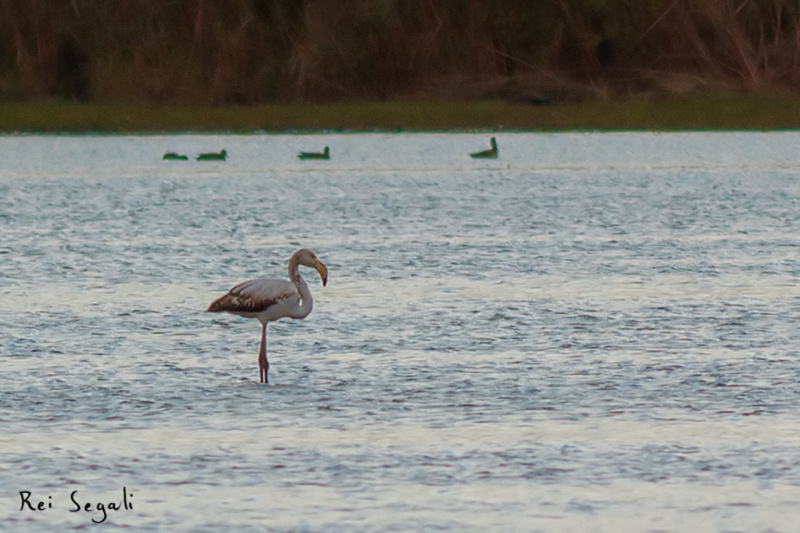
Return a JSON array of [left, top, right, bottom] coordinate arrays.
[[163, 152, 189, 160], [197, 149, 227, 161], [298, 146, 330, 160], [469, 137, 498, 159], [206, 249, 328, 384]]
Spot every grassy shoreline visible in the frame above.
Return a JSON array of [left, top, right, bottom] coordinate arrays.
[[3, 96, 800, 133]]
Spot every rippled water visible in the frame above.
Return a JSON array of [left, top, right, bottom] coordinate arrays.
[[2, 132, 800, 531]]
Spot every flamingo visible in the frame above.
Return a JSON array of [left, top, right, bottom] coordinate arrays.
[[470, 137, 498, 159], [206, 249, 328, 383]]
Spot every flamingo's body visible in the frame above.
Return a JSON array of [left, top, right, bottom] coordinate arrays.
[[207, 249, 328, 383]]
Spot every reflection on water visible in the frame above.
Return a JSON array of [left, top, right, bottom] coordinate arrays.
[[2, 132, 800, 531]]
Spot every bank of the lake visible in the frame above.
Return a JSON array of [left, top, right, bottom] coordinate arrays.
[[4, 95, 800, 133]]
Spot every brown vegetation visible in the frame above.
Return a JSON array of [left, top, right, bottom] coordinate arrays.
[[2, 0, 800, 105]]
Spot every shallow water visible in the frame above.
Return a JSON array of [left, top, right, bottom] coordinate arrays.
[[2, 131, 800, 531]]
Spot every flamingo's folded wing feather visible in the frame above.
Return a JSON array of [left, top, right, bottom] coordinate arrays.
[[207, 278, 297, 314]]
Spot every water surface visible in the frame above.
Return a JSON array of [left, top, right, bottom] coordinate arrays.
[[2, 132, 800, 531]]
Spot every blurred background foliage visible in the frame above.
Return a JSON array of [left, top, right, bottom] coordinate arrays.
[[2, 0, 800, 104]]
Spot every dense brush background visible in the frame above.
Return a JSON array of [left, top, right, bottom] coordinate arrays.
[[2, 0, 800, 104]]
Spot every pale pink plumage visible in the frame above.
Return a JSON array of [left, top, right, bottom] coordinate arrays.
[[207, 249, 328, 383]]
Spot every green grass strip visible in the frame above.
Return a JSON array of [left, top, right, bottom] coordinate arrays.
[[2, 96, 800, 132]]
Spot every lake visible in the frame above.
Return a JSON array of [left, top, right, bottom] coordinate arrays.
[[1, 131, 800, 531]]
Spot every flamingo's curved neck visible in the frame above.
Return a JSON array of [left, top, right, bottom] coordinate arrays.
[[288, 256, 313, 319]]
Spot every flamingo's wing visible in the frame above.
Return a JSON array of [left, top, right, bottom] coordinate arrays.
[[208, 278, 297, 314]]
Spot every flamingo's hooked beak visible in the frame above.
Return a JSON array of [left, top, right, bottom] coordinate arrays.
[[316, 262, 328, 287]]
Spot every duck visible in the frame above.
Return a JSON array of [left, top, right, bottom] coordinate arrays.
[[469, 137, 498, 159], [197, 149, 228, 161], [298, 146, 330, 160], [163, 152, 189, 160]]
